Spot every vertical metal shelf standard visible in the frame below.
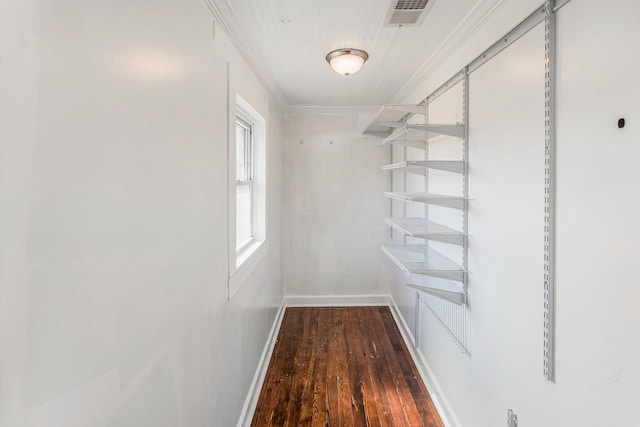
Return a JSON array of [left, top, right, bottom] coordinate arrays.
[[543, 0, 557, 383]]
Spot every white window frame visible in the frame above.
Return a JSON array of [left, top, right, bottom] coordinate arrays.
[[228, 94, 267, 299]]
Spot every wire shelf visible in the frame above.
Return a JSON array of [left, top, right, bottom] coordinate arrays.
[[363, 105, 426, 136], [384, 192, 466, 210], [407, 283, 466, 305], [383, 218, 465, 246], [382, 160, 465, 175], [383, 123, 465, 144], [381, 244, 466, 283]]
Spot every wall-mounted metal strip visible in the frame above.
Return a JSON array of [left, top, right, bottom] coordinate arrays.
[[462, 67, 470, 291], [543, 0, 557, 383], [422, 0, 574, 107], [415, 291, 421, 348], [467, 5, 546, 75], [387, 105, 428, 115], [403, 144, 408, 245], [553, 0, 573, 12], [425, 71, 465, 105]]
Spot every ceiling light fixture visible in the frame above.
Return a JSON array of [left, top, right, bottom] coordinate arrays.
[[325, 48, 369, 76]]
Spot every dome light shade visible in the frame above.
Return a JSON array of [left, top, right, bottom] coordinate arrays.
[[326, 48, 369, 76]]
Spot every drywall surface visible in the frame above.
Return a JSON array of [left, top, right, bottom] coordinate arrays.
[[0, 1, 284, 426], [387, 0, 640, 425], [283, 112, 389, 296]]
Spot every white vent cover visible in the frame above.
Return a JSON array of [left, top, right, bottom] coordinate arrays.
[[384, 0, 435, 26]]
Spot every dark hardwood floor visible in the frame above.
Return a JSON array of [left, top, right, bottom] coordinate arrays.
[[251, 306, 444, 427]]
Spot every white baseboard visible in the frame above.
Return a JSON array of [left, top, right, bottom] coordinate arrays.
[[388, 296, 460, 427], [236, 299, 287, 427], [285, 294, 391, 307]]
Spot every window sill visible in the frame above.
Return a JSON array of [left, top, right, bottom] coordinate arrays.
[[228, 240, 268, 300]]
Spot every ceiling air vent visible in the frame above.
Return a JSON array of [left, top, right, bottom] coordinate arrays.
[[384, 0, 435, 26]]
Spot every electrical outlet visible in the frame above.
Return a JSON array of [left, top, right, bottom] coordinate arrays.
[[507, 409, 518, 427]]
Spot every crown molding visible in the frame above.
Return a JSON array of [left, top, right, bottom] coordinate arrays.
[[203, 0, 505, 112], [202, 0, 289, 110], [390, 0, 505, 104], [287, 105, 381, 115]]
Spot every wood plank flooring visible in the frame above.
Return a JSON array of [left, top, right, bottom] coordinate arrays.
[[251, 306, 444, 427]]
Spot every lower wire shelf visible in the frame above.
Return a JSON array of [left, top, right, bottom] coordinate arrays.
[[382, 160, 465, 175], [383, 217, 466, 246], [384, 192, 466, 210], [382, 123, 465, 144], [381, 244, 466, 283]]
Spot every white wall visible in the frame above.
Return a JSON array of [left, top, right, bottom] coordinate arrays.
[[0, 1, 284, 426], [388, 0, 640, 425], [283, 112, 388, 297]]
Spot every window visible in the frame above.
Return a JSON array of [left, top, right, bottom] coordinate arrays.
[[228, 94, 267, 299], [236, 115, 253, 250]]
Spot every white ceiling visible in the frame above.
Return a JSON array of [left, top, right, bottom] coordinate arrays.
[[211, 0, 499, 107]]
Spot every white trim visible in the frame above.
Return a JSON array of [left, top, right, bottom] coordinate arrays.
[[287, 105, 382, 115], [285, 294, 391, 307], [236, 299, 287, 427], [390, 0, 505, 104], [202, 0, 288, 109], [388, 296, 461, 427]]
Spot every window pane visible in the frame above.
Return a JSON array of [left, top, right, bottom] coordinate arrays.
[[236, 182, 252, 248], [236, 123, 246, 181]]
